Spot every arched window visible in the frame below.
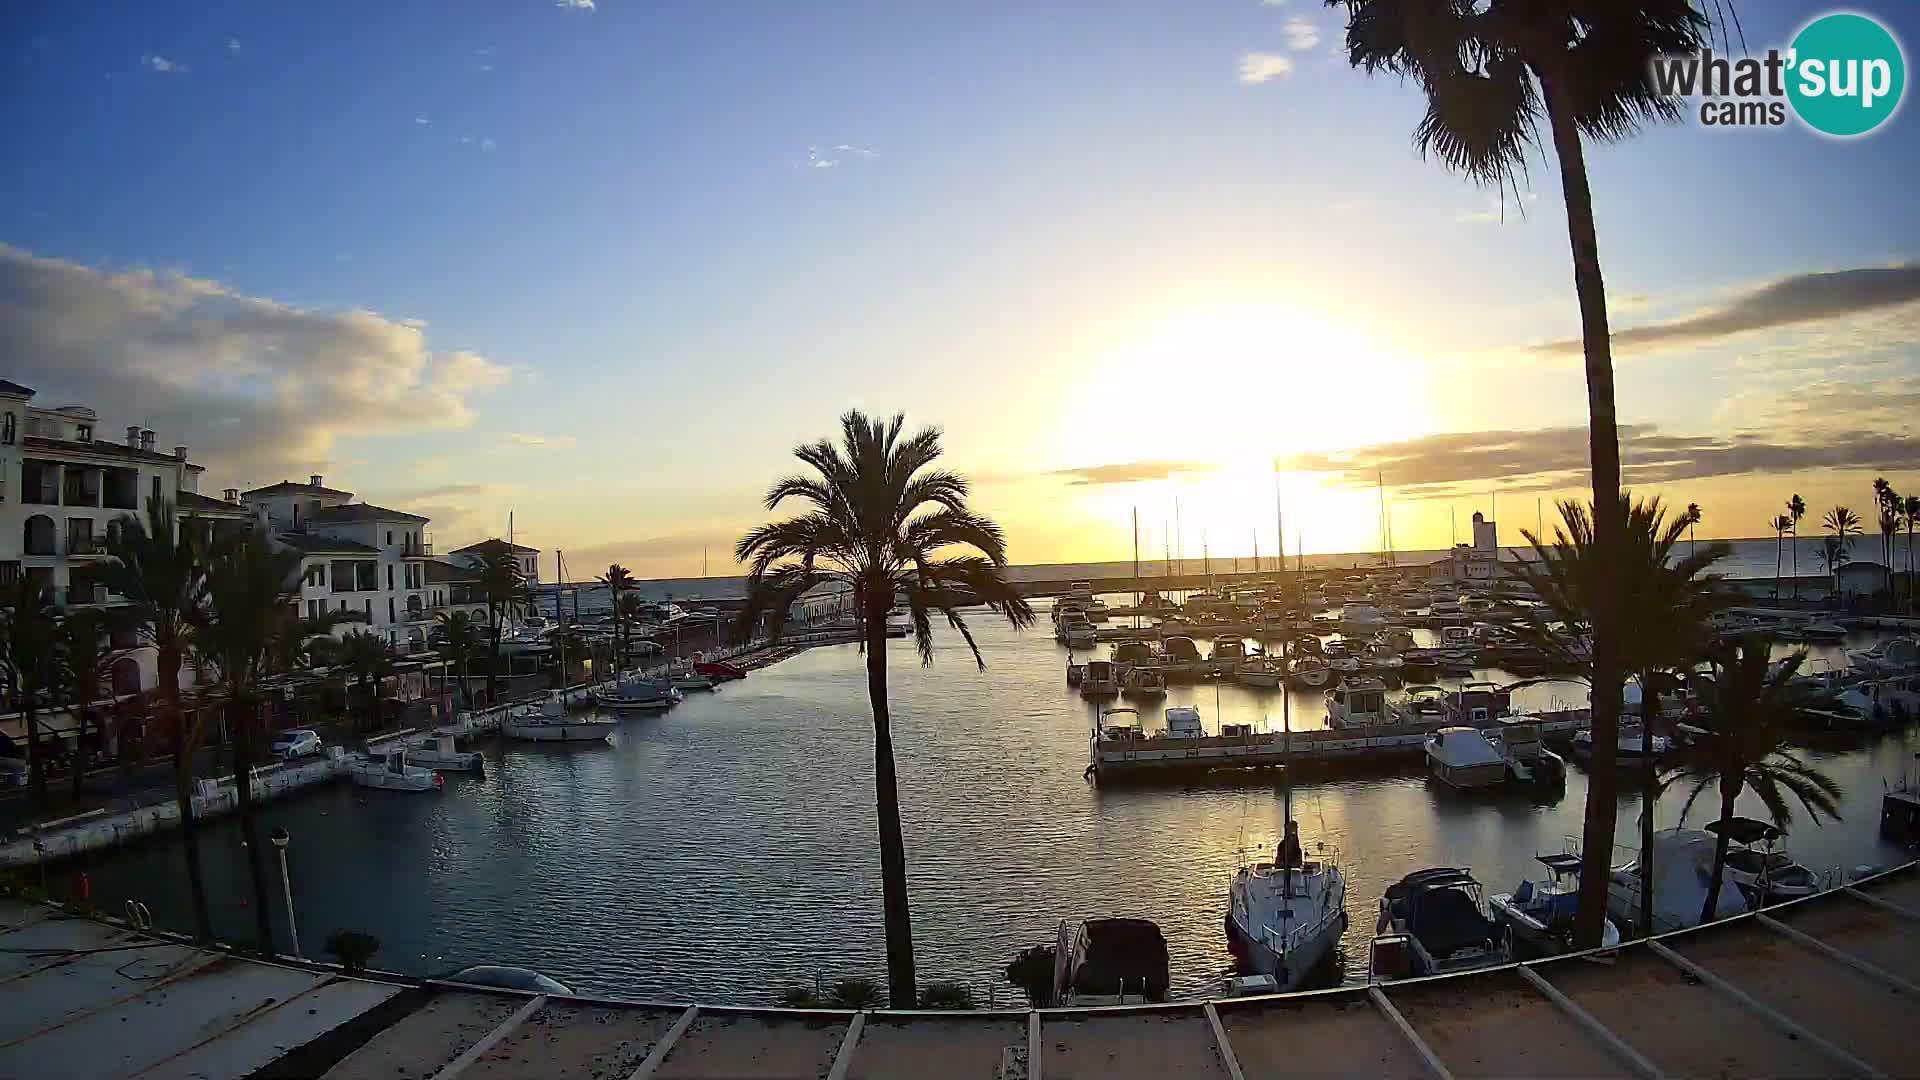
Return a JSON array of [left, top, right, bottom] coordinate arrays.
[[23, 514, 56, 556]]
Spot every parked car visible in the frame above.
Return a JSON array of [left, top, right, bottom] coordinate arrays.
[[270, 729, 322, 759]]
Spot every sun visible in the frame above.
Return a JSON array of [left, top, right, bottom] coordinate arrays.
[[1053, 302, 1432, 470]]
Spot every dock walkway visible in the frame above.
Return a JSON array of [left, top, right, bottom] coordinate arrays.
[[0, 860, 1912, 1078]]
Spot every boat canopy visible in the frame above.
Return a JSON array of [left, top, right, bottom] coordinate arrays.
[[1427, 727, 1503, 768], [1535, 852, 1584, 876], [1705, 817, 1784, 846]]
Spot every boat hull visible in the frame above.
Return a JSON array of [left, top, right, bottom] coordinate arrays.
[[502, 722, 616, 742], [1223, 909, 1346, 992]]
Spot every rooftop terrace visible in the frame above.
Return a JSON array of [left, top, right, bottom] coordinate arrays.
[[1, 860, 1914, 1078]]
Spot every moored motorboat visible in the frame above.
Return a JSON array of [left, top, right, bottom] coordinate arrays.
[[349, 749, 442, 792], [1489, 853, 1621, 958], [407, 734, 484, 772], [1287, 655, 1331, 687], [1226, 826, 1347, 991], [1709, 818, 1823, 905], [1606, 828, 1752, 933], [1121, 665, 1166, 699], [692, 660, 747, 681], [1081, 659, 1122, 698], [1051, 918, 1171, 1006], [1235, 657, 1286, 688], [591, 676, 683, 711], [1324, 676, 1390, 728], [1424, 727, 1507, 789], [1370, 868, 1512, 982], [1490, 715, 1565, 784], [502, 697, 618, 743]]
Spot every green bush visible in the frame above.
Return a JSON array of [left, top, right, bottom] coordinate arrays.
[[779, 986, 822, 1008], [917, 981, 975, 1010], [1004, 944, 1056, 1007], [324, 929, 381, 974], [827, 976, 884, 1009]]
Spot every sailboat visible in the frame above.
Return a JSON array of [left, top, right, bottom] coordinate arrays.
[[1224, 634, 1348, 990]]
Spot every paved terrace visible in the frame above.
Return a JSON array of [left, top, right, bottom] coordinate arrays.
[[1, 861, 1915, 1079]]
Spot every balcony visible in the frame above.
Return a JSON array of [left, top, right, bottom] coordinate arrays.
[[405, 605, 435, 623], [65, 535, 108, 558], [402, 540, 433, 557]]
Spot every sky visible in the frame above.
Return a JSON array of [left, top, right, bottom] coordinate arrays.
[[3, 0, 1918, 578]]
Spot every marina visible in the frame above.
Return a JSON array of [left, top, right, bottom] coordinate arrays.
[[46, 612, 1920, 1004]]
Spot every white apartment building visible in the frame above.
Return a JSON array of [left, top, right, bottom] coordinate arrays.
[[448, 538, 542, 586], [0, 380, 253, 698], [240, 477, 436, 652]]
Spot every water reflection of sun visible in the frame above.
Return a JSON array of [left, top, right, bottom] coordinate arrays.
[[1044, 304, 1436, 558]]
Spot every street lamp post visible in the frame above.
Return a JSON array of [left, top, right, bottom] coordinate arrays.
[[270, 827, 301, 958]]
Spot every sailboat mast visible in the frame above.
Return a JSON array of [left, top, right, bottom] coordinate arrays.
[[1132, 507, 1140, 631], [1174, 498, 1183, 603], [1273, 463, 1286, 592], [1281, 630, 1294, 903]]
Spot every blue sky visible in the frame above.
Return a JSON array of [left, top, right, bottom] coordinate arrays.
[[4, 1, 1917, 572]]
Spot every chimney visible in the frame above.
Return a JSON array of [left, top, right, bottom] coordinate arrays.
[[126, 425, 140, 447], [139, 429, 156, 452], [310, 473, 323, 488], [174, 444, 188, 461], [224, 487, 239, 503]]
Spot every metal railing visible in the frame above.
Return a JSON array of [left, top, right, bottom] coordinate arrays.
[[403, 541, 433, 557]]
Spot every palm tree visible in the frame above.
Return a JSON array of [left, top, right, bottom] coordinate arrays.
[[57, 609, 129, 803], [736, 410, 1035, 1006], [1871, 477, 1894, 567], [1684, 502, 1701, 559], [1816, 538, 1851, 603], [435, 610, 482, 709], [0, 577, 61, 810], [195, 531, 302, 956], [1769, 514, 1792, 602], [101, 496, 214, 941], [1788, 494, 1807, 599], [476, 550, 528, 704], [1511, 494, 1729, 937], [1666, 640, 1841, 922], [1823, 506, 1861, 603], [1876, 503, 1901, 606], [598, 564, 634, 670], [1328, 0, 1718, 948], [1905, 495, 1920, 615], [337, 629, 394, 732], [617, 594, 650, 663]]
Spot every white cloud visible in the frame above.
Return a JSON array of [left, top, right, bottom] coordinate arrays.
[[556, 0, 595, 9], [459, 135, 475, 144], [480, 137, 497, 152], [833, 144, 876, 157], [806, 146, 839, 169], [1260, 0, 1289, 5], [226, 38, 241, 53], [505, 432, 578, 449], [1238, 52, 1295, 84], [142, 55, 189, 74], [0, 245, 511, 483], [1283, 17, 1321, 51], [414, 115, 431, 125]]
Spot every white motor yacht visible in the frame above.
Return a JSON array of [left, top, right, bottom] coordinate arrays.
[[1164, 705, 1205, 738], [502, 695, 617, 743], [1235, 657, 1286, 688], [592, 676, 682, 711], [1847, 636, 1919, 677], [1425, 727, 1507, 789], [1080, 659, 1122, 699], [1710, 817, 1823, 904], [1121, 665, 1166, 699], [1490, 853, 1622, 957], [1324, 676, 1390, 728], [1489, 715, 1565, 784], [1606, 828, 1752, 933], [349, 749, 441, 792], [408, 734, 483, 772]]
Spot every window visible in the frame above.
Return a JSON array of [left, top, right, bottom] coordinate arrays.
[[387, 564, 394, 590], [1, 412, 13, 445], [76, 423, 92, 442], [151, 475, 161, 504], [364, 598, 372, 618], [307, 599, 318, 619], [388, 597, 395, 623], [386, 530, 393, 545]]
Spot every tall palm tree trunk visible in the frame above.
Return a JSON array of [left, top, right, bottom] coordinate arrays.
[[863, 580, 916, 1008], [227, 695, 276, 954], [1701, 780, 1740, 925], [1790, 527, 1799, 599], [163, 648, 214, 942], [1637, 672, 1660, 938], [21, 694, 46, 811], [1774, 532, 1782, 602], [1541, 74, 1627, 950]]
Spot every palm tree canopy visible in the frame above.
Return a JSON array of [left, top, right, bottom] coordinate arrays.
[[102, 496, 206, 654], [1509, 493, 1731, 676], [477, 551, 529, 628], [436, 610, 481, 654], [736, 410, 1035, 666], [1788, 494, 1807, 522], [194, 533, 303, 694], [0, 577, 62, 693], [1823, 505, 1862, 541], [1665, 640, 1841, 832], [1327, 0, 1707, 186]]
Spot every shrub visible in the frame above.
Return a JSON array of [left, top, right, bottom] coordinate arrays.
[[1004, 944, 1056, 1007], [917, 980, 975, 1010], [779, 987, 821, 1008], [324, 929, 381, 974], [828, 976, 885, 1009]]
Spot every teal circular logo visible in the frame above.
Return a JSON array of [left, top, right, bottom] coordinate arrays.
[[1788, 13, 1906, 137]]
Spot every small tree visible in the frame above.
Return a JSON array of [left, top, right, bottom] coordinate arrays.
[[325, 929, 381, 974], [0, 577, 62, 810]]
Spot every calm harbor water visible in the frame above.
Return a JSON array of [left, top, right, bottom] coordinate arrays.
[[74, 611, 1918, 1004]]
